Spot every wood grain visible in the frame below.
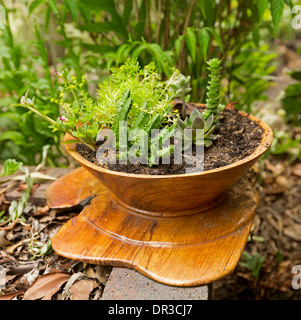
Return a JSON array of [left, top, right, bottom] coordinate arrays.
[[48, 111, 273, 286], [51, 173, 259, 286], [62, 111, 272, 215]]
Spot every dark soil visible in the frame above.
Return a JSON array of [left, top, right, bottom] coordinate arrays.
[[77, 108, 264, 175]]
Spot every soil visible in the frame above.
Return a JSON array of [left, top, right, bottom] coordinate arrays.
[[77, 108, 264, 175]]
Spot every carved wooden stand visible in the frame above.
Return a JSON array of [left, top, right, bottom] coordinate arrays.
[[47, 167, 258, 287]]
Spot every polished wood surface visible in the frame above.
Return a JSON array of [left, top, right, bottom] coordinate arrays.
[[46, 167, 100, 209], [63, 111, 272, 215], [48, 112, 272, 286], [50, 169, 258, 286]]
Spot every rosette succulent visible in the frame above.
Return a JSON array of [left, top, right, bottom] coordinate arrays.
[[176, 108, 217, 149]]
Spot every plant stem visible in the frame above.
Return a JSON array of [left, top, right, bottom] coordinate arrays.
[[163, 0, 170, 50], [177, 0, 196, 71], [156, 0, 162, 44], [10, 103, 56, 125]]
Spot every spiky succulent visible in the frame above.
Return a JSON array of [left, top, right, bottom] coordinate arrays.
[[203, 58, 224, 120], [111, 89, 175, 165], [176, 108, 217, 149]]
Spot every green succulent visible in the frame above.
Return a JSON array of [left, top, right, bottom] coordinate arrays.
[[167, 72, 191, 119], [176, 108, 217, 149], [111, 89, 175, 165], [203, 58, 225, 120]]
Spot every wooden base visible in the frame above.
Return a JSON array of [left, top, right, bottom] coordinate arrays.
[[48, 168, 258, 287]]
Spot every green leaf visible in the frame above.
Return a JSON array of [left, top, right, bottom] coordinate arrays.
[[78, 0, 117, 12], [252, 27, 260, 46], [185, 28, 197, 63], [46, 0, 58, 15], [63, 0, 78, 21], [122, 0, 133, 25], [198, 28, 210, 61], [0, 131, 27, 145], [78, 21, 126, 38], [149, 43, 172, 75], [45, 5, 52, 31], [198, 0, 215, 26], [0, 159, 23, 177], [270, 0, 285, 33], [284, 0, 293, 9], [204, 27, 223, 52], [28, 0, 43, 17], [289, 70, 301, 81], [134, 0, 146, 40], [174, 36, 183, 59], [35, 144, 51, 172], [256, 0, 268, 22], [82, 43, 118, 54], [78, 0, 126, 37], [37, 240, 53, 256]]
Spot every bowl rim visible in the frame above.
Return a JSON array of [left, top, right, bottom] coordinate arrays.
[[64, 110, 273, 179]]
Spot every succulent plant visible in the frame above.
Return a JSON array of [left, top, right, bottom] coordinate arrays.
[[167, 72, 191, 119], [203, 58, 225, 120], [111, 89, 175, 165], [176, 108, 217, 149]]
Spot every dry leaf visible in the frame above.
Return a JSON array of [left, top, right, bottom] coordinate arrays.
[[70, 279, 94, 300], [0, 291, 24, 300], [94, 265, 111, 285], [275, 176, 288, 188], [23, 271, 70, 300], [292, 167, 301, 177], [5, 239, 27, 255], [0, 235, 11, 247], [84, 266, 95, 278], [225, 102, 238, 110], [284, 225, 301, 242], [33, 205, 49, 217], [265, 159, 283, 173], [17, 184, 28, 192], [59, 272, 84, 300]]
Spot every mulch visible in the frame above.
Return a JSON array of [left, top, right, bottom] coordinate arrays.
[[211, 155, 301, 300], [0, 153, 300, 299]]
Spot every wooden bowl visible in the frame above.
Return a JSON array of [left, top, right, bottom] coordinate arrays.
[[64, 111, 273, 216], [49, 111, 272, 286]]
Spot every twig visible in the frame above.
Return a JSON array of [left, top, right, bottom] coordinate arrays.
[[0, 218, 34, 236], [145, 0, 152, 42], [0, 181, 19, 194], [163, 0, 170, 50], [177, 0, 196, 70], [156, 0, 162, 44]]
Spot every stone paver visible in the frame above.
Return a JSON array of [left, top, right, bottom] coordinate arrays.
[[102, 267, 208, 300]]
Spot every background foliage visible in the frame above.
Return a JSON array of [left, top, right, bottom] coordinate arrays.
[[0, 0, 299, 165]]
